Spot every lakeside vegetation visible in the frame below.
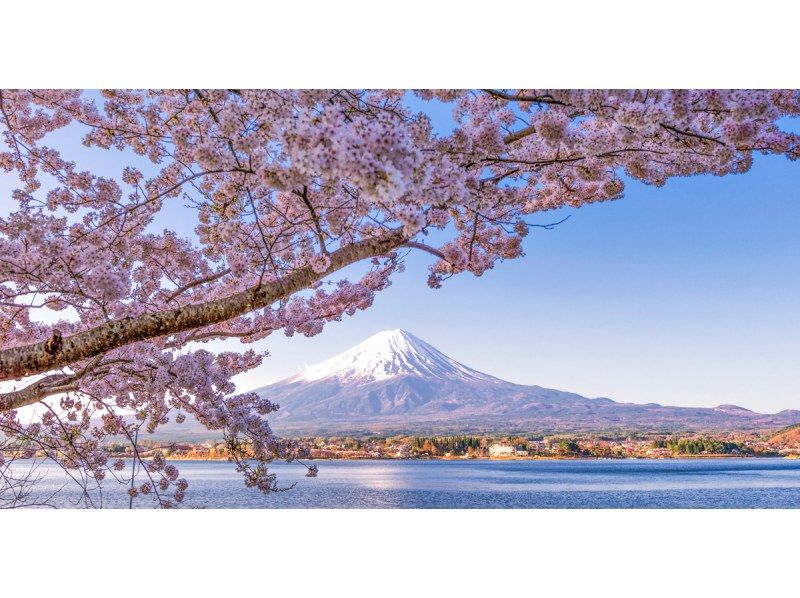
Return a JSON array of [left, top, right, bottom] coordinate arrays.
[[76, 429, 800, 461]]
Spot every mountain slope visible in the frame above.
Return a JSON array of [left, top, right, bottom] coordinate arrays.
[[253, 330, 800, 434], [767, 424, 800, 447]]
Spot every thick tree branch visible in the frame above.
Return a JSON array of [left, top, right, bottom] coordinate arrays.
[[0, 374, 78, 411], [0, 231, 407, 387], [0, 355, 108, 411]]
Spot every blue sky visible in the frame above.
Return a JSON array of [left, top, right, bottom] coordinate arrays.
[[2, 94, 799, 413]]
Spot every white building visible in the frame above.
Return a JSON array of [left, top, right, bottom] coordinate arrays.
[[488, 443, 515, 457]]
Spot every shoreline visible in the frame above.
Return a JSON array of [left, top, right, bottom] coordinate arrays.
[[160, 453, 783, 462]]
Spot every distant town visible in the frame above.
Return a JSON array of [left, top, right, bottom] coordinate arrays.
[[99, 425, 800, 461]]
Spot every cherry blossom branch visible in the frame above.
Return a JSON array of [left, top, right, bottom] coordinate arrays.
[[0, 230, 407, 390], [400, 241, 447, 260], [0, 354, 112, 411], [481, 89, 573, 107], [164, 268, 232, 303]]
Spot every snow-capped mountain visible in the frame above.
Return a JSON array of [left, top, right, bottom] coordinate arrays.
[[253, 329, 800, 435], [296, 329, 501, 384]]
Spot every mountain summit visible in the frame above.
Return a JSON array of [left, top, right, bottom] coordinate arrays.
[[254, 330, 800, 435], [297, 329, 500, 384]]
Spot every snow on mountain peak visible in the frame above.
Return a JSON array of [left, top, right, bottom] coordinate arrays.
[[298, 329, 500, 384]]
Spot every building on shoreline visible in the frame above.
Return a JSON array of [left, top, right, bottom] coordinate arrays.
[[488, 443, 514, 457]]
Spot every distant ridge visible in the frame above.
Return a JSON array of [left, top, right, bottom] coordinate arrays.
[[249, 329, 800, 435]]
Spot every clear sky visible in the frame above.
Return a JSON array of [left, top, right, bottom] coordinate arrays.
[[2, 94, 799, 413]]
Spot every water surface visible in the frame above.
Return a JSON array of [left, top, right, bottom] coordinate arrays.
[[16, 458, 800, 508]]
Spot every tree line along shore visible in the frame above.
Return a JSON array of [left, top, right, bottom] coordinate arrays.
[[87, 427, 800, 461]]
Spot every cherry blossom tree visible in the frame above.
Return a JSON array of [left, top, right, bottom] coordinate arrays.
[[1, 89, 798, 506]]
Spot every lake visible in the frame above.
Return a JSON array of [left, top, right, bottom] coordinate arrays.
[[13, 457, 800, 508]]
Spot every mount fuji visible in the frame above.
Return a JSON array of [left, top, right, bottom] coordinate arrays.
[[253, 329, 800, 435]]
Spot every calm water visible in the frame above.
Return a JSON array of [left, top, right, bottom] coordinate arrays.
[[14, 458, 800, 508]]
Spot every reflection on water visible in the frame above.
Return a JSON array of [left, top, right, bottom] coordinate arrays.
[[12, 458, 800, 508]]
